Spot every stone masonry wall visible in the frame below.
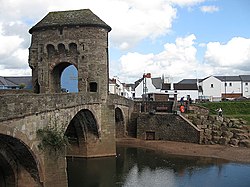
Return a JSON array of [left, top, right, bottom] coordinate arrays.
[[185, 113, 250, 148], [0, 93, 101, 121], [137, 113, 202, 143]]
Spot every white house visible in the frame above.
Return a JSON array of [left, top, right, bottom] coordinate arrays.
[[131, 74, 250, 102], [109, 76, 133, 99], [240, 75, 250, 98], [134, 73, 163, 99], [200, 76, 222, 101], [200, 75, 246, 101]]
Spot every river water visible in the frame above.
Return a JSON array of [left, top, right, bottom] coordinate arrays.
[[67, 146, 250, 187]]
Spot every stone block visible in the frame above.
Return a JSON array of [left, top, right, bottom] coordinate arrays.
[[212, 130, 222, 137], [218, 137, 230, 145], [229, 138, 239, 146], [212, 136, 220, 144], [221, 131, 234, 139], [239, 139, 250, 148]]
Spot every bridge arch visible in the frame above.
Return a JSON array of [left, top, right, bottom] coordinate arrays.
[[65, 109, 100, 157], [0, 133, 43, 187], [115, 107, 125, 138]]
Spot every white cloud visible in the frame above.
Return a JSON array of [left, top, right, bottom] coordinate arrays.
[[200, 5, 219, 13], [0, 23, 30, 74], [116, 35, 250, 83], [119, 34, 204, 82], [0, 0, 178, 75], [167, 0, 205, 7], [204, 37, 250, 71]]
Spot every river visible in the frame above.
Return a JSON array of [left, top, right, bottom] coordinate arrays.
[[67, 146, 250, 187]]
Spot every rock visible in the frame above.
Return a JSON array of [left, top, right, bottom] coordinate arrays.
[[223, 118, 230, 124], [231, 129, 247, 134], [239, 140, 250, 148], [222, 131, 234, 139], [204, 129, 212, 136], [193, 118, 203, 126], [229, 138, 239, 146], [212, 136, 220, 144], [218, 137, 230, 145], [233, 133, 249, 140], [239, 119, 248, 125], [212, 130, 222, 136], [220, 126, 228, 132]]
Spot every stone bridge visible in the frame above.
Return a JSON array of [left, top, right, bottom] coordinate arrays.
[[0, 93, 133, 187], [0, 8, 136, 187]]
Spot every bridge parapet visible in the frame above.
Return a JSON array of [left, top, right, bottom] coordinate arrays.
[[108, 94, 134, 107], [0, 93, 102, 121]]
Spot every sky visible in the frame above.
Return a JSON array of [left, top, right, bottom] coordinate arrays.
[[0, 0, 250, 85]]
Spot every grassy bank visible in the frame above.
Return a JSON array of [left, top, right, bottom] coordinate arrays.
[[197, 101, 250, 125]]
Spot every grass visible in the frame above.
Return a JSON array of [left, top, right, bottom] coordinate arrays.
[[197, 101, 250, 125]]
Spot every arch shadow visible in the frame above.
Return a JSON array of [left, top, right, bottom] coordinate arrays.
[[115, 107, 125, 138]]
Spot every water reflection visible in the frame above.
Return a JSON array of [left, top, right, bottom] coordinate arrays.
[[67, 146, 250, 187]]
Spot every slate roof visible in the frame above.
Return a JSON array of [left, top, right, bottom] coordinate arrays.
[[239, 75, 250, 82], [173, 83, 198, 90], [215, 76, 241, 82], [162, 83, 171, 90], [152, 77, 163, 89], [29, 9, 111, 33], [177, 79, 201, 84], [0, 76, 32, 89]]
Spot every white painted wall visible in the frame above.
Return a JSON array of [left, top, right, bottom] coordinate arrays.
[[221, 81, 241, 95], [243, 82, 250, 98], [201, 76, 222, 101], [135, 78, 158, 98]]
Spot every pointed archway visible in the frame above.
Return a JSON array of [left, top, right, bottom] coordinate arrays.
[[0, 134, 42, 187], [65, 109, 99, 157], [115, 107, 125, 138]]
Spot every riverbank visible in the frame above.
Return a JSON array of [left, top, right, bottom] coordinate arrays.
[[117, 138, 250, 163]]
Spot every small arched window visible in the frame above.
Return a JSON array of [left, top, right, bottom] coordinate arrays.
[[69, 43, 77, 53], [58, 43, 66, 54], [46, 44, 55, 58]]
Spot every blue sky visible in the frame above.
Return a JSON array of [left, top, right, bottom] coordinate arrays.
[[0, 0, 250, 87]]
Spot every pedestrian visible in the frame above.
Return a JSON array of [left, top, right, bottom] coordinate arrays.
[[217, 108, 223, 117]]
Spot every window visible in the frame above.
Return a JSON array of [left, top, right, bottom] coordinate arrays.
[[210, 84, 213, 88], [224, 83, 227, 87], [89, 82, 97, 92], [46, 44, 55, 57], [246, 87, 248, 92], [246, 82, 248, 86], [229, 83, 232, 86]]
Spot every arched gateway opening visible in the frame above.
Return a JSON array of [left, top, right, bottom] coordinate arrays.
[[65, 109, 99, 157], [0, 134, 42, 187], [51, 62, 78, 93], [115, 107, 125, 138]]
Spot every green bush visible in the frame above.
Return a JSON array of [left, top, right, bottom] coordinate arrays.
[[37, 125, 69, 156]]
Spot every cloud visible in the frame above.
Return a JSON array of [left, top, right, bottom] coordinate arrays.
[[0, 0, 178, 75], [200, 5, 219, 13], [167, 0, 206, 7], [118, 34, 203, 82], [0, 23, 30, 73], [204, 37, 250, 71], [116, 35, 250, 83]]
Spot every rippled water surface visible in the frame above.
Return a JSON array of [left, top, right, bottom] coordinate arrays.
[[67, 146, 250, 187]]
